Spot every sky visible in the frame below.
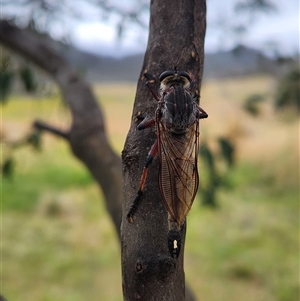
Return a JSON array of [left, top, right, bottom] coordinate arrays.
[[73, 0, 299, 58]]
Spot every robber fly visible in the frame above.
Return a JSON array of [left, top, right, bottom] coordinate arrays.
[[127, 67, 208, 258]]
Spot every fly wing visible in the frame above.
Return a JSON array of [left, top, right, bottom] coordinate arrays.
[[157, 122, 199, 225]]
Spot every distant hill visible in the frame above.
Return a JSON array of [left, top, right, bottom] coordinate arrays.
[[61, 46, 143, 82], [204, 44, 277, 78], [57, 43, 295, 83]]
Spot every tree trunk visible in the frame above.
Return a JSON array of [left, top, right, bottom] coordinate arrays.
[[0, 20, 122, 236], [121, 0, 206, 300]]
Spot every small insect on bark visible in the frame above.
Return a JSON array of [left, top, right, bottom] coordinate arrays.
[[127, 67, 208, 258]]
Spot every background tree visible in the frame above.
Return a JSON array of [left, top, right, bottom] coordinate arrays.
[[0, 20, 123, 236]]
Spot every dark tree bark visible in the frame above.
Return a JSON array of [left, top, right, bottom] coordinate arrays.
[[0, 20, 122, 236], [121, 0, 206, 300]]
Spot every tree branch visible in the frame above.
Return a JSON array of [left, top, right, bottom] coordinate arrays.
[[33, 120, 70, 140], [121, 0, 206, 300]]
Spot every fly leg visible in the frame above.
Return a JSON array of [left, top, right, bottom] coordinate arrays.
[[144, 73, 160, 102], [196, 105, 208, 119], [137, 115, 155, 130], [127, 140, 158, 223], [127, 111, 156, 222]]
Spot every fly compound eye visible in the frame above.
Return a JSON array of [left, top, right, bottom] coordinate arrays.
[[159, 70, 175, 82], [178, 71, 190, 82], [159, 69, 191, 83]]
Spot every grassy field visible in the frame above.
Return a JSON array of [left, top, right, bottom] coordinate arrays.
[[1, 76, 299, 301]]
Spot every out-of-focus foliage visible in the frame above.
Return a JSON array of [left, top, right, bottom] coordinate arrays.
[[1, 0, 279, 49], [243, 93, 265, 116], [1, 129, 42, 178], [0, 50, 38, 101], [26, 130, 42, 150], [274, 69, 300, 113], [1, 0, 150, 41], [211, 0, 277, 49], [199, 137, 235, 207], [199, 142, 220, 207], [218, 137, 235, 167], [19, 66, 37, 92], [0, 55, 14, 102], [2, 157, 15, 178], [234, 0, 276, 14]]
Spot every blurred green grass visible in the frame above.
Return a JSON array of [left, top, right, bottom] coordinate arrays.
[[1, 78, 299, 301]]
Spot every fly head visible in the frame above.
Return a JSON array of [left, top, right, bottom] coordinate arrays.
[[159, 68, 191, 91]]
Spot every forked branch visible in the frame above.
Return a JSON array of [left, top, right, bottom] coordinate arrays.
[[33, 120, 70, 140]]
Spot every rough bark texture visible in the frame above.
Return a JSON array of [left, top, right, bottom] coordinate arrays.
[[0, 20, 122, 235], [121, 0, 206, 300]]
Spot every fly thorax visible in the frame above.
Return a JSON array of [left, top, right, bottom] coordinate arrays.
[[162, 85, 195, 134], [160, 104, 187, 134]]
